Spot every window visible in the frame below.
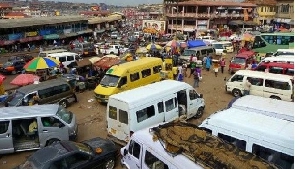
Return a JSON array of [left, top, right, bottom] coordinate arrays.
[[67, 55, 74, 61], [189, 90, 198, 100], [207, 48, 214, 54], [269, 67, 283, 74], [39, 87, 54, 99], [286, 69, 294, 75], [118, 76, 127, 87], [249, 77, 263, 86], [0, 121, 9, 134], [41, 117, 61, 127], [157, 102, 164, 113], [128, 140, 141, 159], [130, 72, 140, 82], [256, 65, 267, 72], [230, 75, 244, 82], [201, 49, 207, 55], [153, 65, 162, 74], [54, 153, 90, 169], [119, 109, 128, 124], [59, 57, 66, 62], [261, 7, 263, 12], [145, 150, 168, 169], [252, 144, 294, 168], [165, 98, 176, 111], [141, 68, 151, 78], [136, 105, 155, 123], [265, 80, 290, 90], [109, 106, 117, 120], [252, 36, 266, 48], [218, 133, 246, 151]]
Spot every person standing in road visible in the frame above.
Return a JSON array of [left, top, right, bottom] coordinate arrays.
[[205, 56, 212, 71], [243, 78, 252, 96], [193, 66, 201, 88], [219, 57, 226, 73]]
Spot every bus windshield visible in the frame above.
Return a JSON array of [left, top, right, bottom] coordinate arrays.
[[183, 50, 196, 56], [100, 74, 120, 87]]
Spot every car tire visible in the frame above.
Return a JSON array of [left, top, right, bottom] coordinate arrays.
[[194, 107, 204, 119], [104, 157, 115, 169], [232, 89, 241, 97], [46, 139, 59, 146], [59, 100, 68, 108], [270, 96, 281, 100]]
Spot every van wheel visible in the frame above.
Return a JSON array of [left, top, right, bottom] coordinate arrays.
[[46, 139, 59, 146], [232, 89, 241, 97], [270, 96, 281, 100], [59, 100, 68, 108], [104, 157, 115, 169], [195, 107, 204, 119]]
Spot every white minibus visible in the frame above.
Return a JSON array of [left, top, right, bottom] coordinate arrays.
[[38, 49, 67, 57], [225, 70, 294, 101], [212, 41, 234, 55], [199, 108, 294, 169], [48, 52, 82, 67], [228, 95, 294, 121], [107, 80, 205, 145], [274, 49, 294, 57], [261, 56, 294, 63]]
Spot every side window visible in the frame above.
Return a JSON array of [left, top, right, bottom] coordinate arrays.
[[218, 133, 246, 151], [157, 102, 164, 113], [165, 98, 176, 111], [256, 65, 267, 72], [130, 72, 140, 82], [54, 153, 89, 169], [67, 55, 74, 61], [41, 117, 61, 127], [265, 80, 290, 90], [118, 76, 127, 87], [136, 105, 155, 123], [153, 65, 162, 74], [145, 150, 169, 169], [128, 140, 141, 159], [269, 67, 283, 74], [74, 55, 80, 60], [108, 106, 117, 120], [141, 68, 151, 78], [207, 48, 213, 53], [189, 90, 198, 100], [119, 109, 128, 124], [0, 121, 9, 134], [230, 75, 244, 82], [286, 69, 294, 75], [59, 57, 66, 62], [249, 77, 263, 86], [201, 49, 207, 55], [39, 87, 54, 99]]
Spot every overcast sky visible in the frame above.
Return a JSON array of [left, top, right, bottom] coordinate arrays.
[[57, 0, 163, 6]]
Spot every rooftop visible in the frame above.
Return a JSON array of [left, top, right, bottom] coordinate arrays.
[[168, 0, 257, 7]]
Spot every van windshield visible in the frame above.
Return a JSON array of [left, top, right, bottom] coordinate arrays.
[[183, 50, 196, 56], [232, 57, 246, 65], [8, 91, 25, 107], [100, 74, 120, 87], [56, 106, 73, 124], [212, 44, 223, 49]]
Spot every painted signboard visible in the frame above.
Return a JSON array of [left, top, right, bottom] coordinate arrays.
[[142, 20, 166, 32]]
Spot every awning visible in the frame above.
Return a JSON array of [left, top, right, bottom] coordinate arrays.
[[43, 34, 59, 40], [19, 36, 43, 43], [0, 40, 16, 46], [59, 32, 78, 39], [96, 29, 106, 33], [228, 20, 244, 25], [77, 29, 93, 35], [244, 21, 257, 26]]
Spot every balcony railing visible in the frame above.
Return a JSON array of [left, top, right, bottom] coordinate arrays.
[[166, 12, 245, 18]]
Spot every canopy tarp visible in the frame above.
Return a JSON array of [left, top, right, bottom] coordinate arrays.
[[228, 20, 245, 25], [187, 40, 206, 48]]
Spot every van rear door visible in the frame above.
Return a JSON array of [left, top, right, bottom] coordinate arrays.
[[0, 120, 14, 154]]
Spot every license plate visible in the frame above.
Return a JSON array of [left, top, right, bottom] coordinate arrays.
[[84, 52, 88, 54], [111, 128, 116, 134]]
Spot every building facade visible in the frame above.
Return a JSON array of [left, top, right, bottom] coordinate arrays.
[[245, 0, 277, 25], [275, 0, 294, 24], [164, 0, 256, 34]]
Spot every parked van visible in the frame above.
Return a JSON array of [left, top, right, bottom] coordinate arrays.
[[225, 70, 294, 101], [199, 108, 294, 169], [107, 80, 205, 145], [212, 41, 234, 55], [228, 51, 256, 74], [120, 127, 203, 169], [0, 104, 78, 154], [48, 52, 82, 67], [180, 46, 216, 64], [262, 56, 294, 63], [94, 57, 172, 102], [274, 49, 294, 56], [255, 61, 294, 76], [71, 42, 96, 57], [38, 49, 68, 57], [228, 95, 294, 121], [7, 78, 77, 108]]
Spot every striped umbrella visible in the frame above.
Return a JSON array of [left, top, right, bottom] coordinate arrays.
[[24, 57, 60, 71]]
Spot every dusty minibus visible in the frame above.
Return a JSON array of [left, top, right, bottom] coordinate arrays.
[[179, 46, 216, 64], [48, 52, 82, 67], [211, 41, 234, 55], [38, 49, 67, 57], [199, 108, 294, 169], [225, 70, 294, 101], [0, 104, 78, 154], [94, 57, 171, 103], [107, 80, 205, 145]]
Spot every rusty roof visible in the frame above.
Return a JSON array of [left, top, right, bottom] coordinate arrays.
[[0, 3, 12, 8], [244, 0, 277, 6], [176, 0, 257, 7], [5, 12, 28, 17]]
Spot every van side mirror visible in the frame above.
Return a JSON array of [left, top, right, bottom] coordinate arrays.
[[123, 148, 128, 156], [199, 94, 203, 98]]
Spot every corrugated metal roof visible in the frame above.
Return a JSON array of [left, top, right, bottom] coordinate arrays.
[[0, 15, 88, 28], [88, 15, 122, 24]]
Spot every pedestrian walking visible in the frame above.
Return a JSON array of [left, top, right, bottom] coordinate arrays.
[[193, 66, 201, 88], [212, 60, 219, 77], [205, 56, 212, 71], [202, 55, 207, 69], [27, 43, 31, 52], [188, 58, 197, 78], [220, 57, 226, 73], [176, 64, 184, 81], [243, 78, 252, 96]]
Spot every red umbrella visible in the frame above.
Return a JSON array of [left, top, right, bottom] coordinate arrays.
[[10, 74, 39, 86]]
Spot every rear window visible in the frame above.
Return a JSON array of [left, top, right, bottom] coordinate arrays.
[[109, 106, 117, 120], [269, 67, 284, 74]]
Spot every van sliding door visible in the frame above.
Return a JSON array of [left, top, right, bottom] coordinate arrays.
[[163, 96, 179, 122]]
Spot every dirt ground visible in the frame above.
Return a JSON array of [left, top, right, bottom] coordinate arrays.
[[0, 54, 235, 169]]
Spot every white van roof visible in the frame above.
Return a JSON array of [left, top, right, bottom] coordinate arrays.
[[231, 95, 294, 121], [132, 127, 202, 169], [0, 104, 60, 120], [277, 49, 294, 52], [211, 41, 231, 44], [234, 70, 292, 82], [262, 56, 294, 63], [201, 108, 294, 156], [109, 80, 191, 109], [48, 52, 78, 57]]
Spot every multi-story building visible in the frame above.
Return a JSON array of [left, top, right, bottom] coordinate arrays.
[[245, 0, 277, 25], [0, 3, 13, 18], [275, 0, 293, 25], [164, 0, 256, 34]]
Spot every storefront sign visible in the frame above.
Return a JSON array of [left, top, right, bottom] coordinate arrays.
[[197, 20, 208, 25], [142, 20, 166, 32], [63, 29, 72, 34], [25, 31, 38, 37]]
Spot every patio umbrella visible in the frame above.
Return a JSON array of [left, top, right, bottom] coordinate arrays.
[[165, 40, 180, 47], [136, 47, 148, 54], [146, 43, 162, 50], [242, 33, 254, 42], [10, 74, 39, 86], [24, 57, 59, 72]]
